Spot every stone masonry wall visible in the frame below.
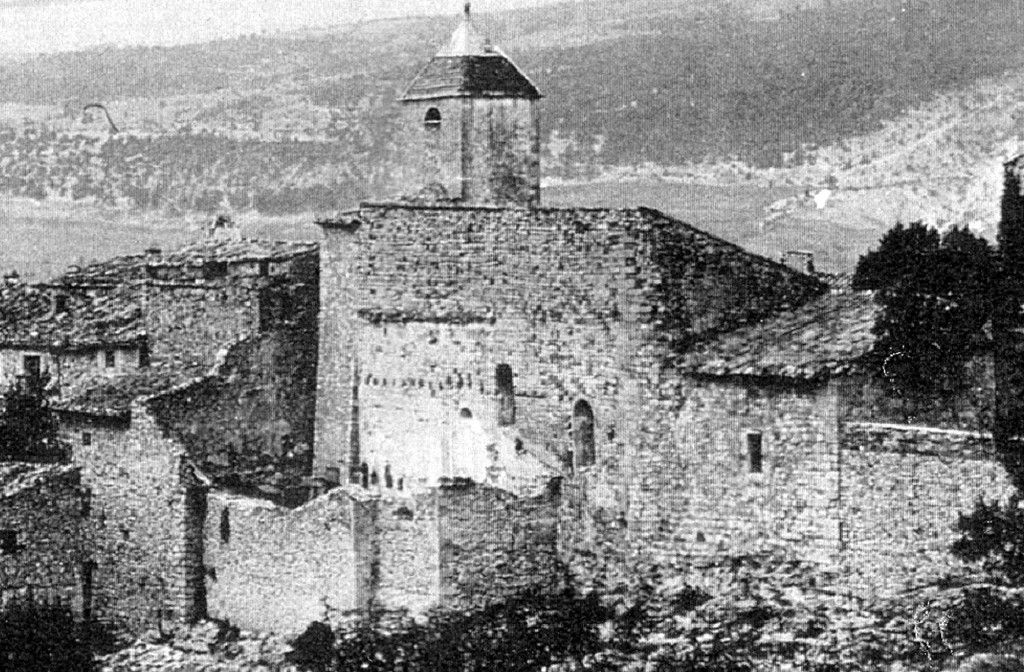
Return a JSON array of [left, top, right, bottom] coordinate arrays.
[[375, 492, 441, 616], [58, 408, 205, 633], [392, 98, 466, 201], [0, 466, 87, 616], [624, 376, 841, 574], [463, 97, 540, 206], [316, 205, 821, 484], [148, 331, 317, 504], [839, 422, 1015, 593], [437, 481, 563, 610], [145, 282, 261, 370], [203, 490, 359, 634]]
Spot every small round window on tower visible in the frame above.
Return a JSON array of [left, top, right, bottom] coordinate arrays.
[[424, 107, 441, 129]]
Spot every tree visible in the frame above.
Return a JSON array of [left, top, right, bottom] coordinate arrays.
[[0, 374, 64, 462], [854, 222, 996, 393]]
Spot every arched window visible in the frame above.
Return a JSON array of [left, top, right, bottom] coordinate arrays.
[[496, 364, 515, 426], [424, 107, 441, 129], [572, 400, 596, 469], [459, 407, 473, 419]]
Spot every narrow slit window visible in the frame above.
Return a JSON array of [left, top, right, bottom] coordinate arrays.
[[747, 431, 763, 474], [104, 350, 116, 368], [219, 509, 230, 544], [572, 400, 596, 469], [496, 364, 515, 426]]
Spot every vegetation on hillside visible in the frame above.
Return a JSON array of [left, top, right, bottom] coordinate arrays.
[[0, 0, 1023, 214]]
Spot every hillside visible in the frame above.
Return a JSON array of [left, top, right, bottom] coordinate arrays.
[[0, 0, 1022, 272]]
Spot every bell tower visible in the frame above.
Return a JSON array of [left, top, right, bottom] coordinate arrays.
[[393, 2, 542, 207]]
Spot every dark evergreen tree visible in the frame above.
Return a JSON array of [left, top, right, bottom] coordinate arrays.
[[0, 374, 64, 462], [854, 222, 996, 393]]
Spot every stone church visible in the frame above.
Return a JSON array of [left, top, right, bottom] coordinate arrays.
[[0, 4, 1014, 636]]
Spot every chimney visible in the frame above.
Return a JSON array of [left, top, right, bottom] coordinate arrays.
[[782, 250, 815, 275]]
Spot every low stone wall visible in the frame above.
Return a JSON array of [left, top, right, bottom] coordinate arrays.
[[203, 489, 360, 635], [839, 421, 1015, 592]]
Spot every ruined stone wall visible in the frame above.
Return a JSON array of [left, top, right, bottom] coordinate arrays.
[[375, 492, 441, 616], [437, 481, 563, 609], [839, 422, 1015, 592], [203, 490, 359, 634], [0, 466, 87, 615], [621, 376, 841, 575], [58, 409, 205, 632], [147, 330, 317, 504], [463, 98, 540, 206]]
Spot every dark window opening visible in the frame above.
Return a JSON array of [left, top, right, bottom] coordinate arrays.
[[424, 107, 441, 129], [360, 462, 369, 488], [81, 432, 92, 446], [121, 527, 130, 541], [0, 530, 20, 555], [104, 350, 116, 368], [496, 364, 515, 426], [219, 508, 230, 544], [370, 470, 379, 487], [397, 477, 404, 491], [203, 261, 228, 279], [54, 294, 67, 314], [23, 355, 40, 378], [81, 491, 91, 518], [747, 432, 763, 474], [572, 400, 596, 469], [394, 505, 414, 521], [459, 407, 473, 419], [384, 464, 393, 489], [325, 467, 340, 484], [139, 343, 150, 368]]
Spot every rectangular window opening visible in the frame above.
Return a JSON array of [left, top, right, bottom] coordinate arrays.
[[0, 530, 20, 555], [104, 350, 116, 368], [746, 431, 763, 474], [81, 432, 92, 447], [23, 355, 40, 378]]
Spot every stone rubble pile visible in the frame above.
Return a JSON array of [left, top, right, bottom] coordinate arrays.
[[99, 620, 302, 672]]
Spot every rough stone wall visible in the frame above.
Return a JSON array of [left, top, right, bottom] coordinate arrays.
[[437, 481, 563, 610], [622, 376, 841, 574], [58, 409, 205, 632], [316, 205, 821, 483], [203, 490, 359, 634], [145, 282, 261, 370], [392, 98, 466, 201], [839, 422, 1015, 593], [375, 491, 441, 615], [0, 466, 87, 616], [463, 98, 540, 206], [148, 331, 318, 503]]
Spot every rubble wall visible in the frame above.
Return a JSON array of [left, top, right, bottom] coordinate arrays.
[[147, 332, 317, 503], [0, 466, 87, 616], [203, 490, 359, 634], [624, 377, 841, 573], [59, 409, 205, 632], [463, 97, 540, 206], [375, 492, 441, 616], [839, 422, 1015, 592], [437, 481, 563, 609]]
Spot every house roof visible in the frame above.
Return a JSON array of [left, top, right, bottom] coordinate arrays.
[[401, 8, 540, 101], [675, 290, 879, 380], [0, 463, 79, 499], [52, 365, 207, 419]]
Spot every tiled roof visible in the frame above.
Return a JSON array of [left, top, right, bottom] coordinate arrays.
[[0, 463, 79, 499], [676, 291, 880, 380], [0, 283, 144, 349], [401, 55, 541, 100], [52, 366, 207, 419], [146, 239, 317, 268]]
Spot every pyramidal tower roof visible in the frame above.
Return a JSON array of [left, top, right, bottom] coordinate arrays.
[[401, 2, 541, 101]]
